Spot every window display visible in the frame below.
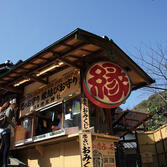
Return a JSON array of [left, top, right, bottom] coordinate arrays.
[[34, 96, 81, 136]]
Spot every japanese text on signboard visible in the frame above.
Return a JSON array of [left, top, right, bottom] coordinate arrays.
[[93, 140, 116, 167], [81, 98, 90, 131], [80, 133, 93, 167], [20, 70, 80, 117], [93, 141, 114, 155], [84, 61, 131, 108]]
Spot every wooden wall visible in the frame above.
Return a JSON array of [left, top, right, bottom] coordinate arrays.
[[16, 140, 81, 167], [137, 124, 167, 167]]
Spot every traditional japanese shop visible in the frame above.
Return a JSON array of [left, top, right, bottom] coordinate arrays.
[[0, 29, 154, 167]]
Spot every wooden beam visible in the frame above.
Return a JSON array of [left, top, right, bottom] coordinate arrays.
[[119, 139, 137, 143], [0, 85, 23, 94], [80, 48, 92, 53], [52, 42, 87, 58], [61, 43, 73, 48], [112, 111, 129, 127], [28, 75, 48, 85], [57, 57, 81, 69], [76, 31, 154, 85], [52, 51, 81, 69], [113, 127, 128, 131], [19, 67, 30, 72], [125, 118, 139, 122], [28, 62, 39, 66], [132, 82, 147, 91], [80, 49, 103, 63], [35, 145, 44, 157], [38, 57, 49, 61], [67, 55, 82, 59], [5, 43, 87, 87], [120, 115, 151, 137]]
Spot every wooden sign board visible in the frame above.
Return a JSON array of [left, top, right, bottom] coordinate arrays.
[[93, 139, 116, 167], [19, 70, 80, 117], [81, 97, 90, 131], [80, 132, 93, 167], [83, 61, 131, 108]]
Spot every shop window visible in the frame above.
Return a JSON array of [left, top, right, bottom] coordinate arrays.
[[35, 96, 81, 136], [65, 98, 81, 129], [35, 102, 62, 136]]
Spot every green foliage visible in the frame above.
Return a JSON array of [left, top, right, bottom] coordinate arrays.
[[134, 91, 167, 130]]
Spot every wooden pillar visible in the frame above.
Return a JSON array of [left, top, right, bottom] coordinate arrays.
[[96, 107, 100, 133], [159, 128, 167, 165], [135, 131, 142, 167], [153, 132, 160, 167], [109, 108, 115, 135], [79, 68, 93, 167], [62, 100, 65, 128], [31, 116, 36, 138], [105, 109, 111, 134]]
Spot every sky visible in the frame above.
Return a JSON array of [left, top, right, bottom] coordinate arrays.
[[0, 0, 166, 110]]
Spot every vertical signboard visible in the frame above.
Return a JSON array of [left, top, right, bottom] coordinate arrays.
[[80, 97, 93, 167], [80, 132, 93, 167], [81, 97, 90, 131]]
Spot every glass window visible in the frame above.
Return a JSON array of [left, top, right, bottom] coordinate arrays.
[[35, 102, 62, 136], [65, 98, 81, 129], [35, 96, 81, 136]]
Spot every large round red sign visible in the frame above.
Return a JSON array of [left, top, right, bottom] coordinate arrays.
[[83, 61, 131, 108]]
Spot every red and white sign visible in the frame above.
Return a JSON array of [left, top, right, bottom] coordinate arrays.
[[83, 61, 131, 108]]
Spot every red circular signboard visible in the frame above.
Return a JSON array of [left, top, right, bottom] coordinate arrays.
[[83, 61, 131, 108]]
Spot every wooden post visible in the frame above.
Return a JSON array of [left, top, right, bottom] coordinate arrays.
[[96, 106, 100, 133], [105, 109, 110, 134], [153, 132, 160, 167], [106, 108, 114, 135], [79, 132, 93, 167], [31, 116, 36, 138], [62, 100, 65, 128], [80, 68, 93, 167], [135, 131, 142, 167], [159, 128, 167, 165]]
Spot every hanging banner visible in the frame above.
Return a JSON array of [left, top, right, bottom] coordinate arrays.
[[81, 97, 90, 131], [83, 61, 131, 108], [93, 140, 116, 167], [80, 132, 93, 167], [20, 70, 80, 117]]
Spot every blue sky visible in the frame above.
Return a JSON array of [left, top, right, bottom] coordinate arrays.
[[0, 0, 166, 109]]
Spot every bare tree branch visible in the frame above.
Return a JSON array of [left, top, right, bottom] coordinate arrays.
[[130, 43, 167, 103]]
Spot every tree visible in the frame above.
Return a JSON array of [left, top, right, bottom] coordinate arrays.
[[132, 43, 167, 130], [134, 91, 167, 130], [132, 43, 167, 104]]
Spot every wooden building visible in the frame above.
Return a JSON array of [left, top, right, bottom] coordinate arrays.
[[0, 29, 154, 167]]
